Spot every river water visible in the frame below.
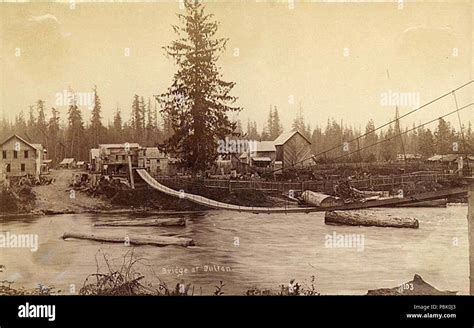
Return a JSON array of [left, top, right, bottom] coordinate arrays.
[[0, 206, 469, 295]]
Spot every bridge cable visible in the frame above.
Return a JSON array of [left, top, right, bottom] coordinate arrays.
[[328, 103, 474, 163], [452, 91, 470, 173], [271, 80, 474, 173]]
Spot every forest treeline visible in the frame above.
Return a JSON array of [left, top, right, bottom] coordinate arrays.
[[1, 94, 472, 165]]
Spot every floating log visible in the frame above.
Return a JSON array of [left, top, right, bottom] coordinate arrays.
[[301, 191, 344, 208], [62, 232, 194, 247], [87, 210, 208, 216], [367, 274, 457, 295], [325, 210, 419, 229], [94, 218, 186, 227]]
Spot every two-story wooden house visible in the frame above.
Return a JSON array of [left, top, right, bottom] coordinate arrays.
[[0, 134, 46, 181]]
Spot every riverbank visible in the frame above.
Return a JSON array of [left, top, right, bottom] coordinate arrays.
[[1, 169, 293, 216]]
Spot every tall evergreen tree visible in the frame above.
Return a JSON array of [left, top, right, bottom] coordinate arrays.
[[66, 98, 85, 160], [48, 107, 61, 163], [434, 118, 455, 154], [157, 0, 241, 172], [90, 86, 105, 147]]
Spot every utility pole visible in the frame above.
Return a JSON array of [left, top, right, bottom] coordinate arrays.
[[468, 177, 474, 295], [128, 152, 135, 189]]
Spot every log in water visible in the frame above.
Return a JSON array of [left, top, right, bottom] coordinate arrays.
[[94, 218, 186, 227], [62, 232, 195, 247], [325, 210, 419, 229]]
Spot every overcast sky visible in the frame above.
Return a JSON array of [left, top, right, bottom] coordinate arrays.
[[0, 0, 472, 133]]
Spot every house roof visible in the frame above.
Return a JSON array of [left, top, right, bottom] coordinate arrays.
[[43, 160, 53, 164], [76, 161, 85, 165], [273, 130, 311, 146], [252, 157, 272, 162], [99, 143, 140, 149], [0, 134, 44, 151], [255, 141, 275, 152], [60, 158, 75, 165]]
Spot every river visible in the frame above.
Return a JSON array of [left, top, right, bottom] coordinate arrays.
[[0, 205, 469, 295]]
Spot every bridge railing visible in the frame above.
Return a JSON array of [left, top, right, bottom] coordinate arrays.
[[154, 173, 457, 193]]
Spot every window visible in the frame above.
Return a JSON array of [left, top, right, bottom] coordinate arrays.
[[13, 151, 18, 159], [21, 164, 25, 172], [6, 164, 10, 172], [24, 150, 28, 158], [116, 155, 119, 161], [2, 151, 6, 159], [122, 155, 126, 161]]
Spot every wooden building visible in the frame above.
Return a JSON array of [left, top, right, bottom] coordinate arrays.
[[59, 158, 76, 169], [239, 141, 276, 168], [0, 134, 46, 180], [274, 131, 312, 168], [98, 143, 140, 175], [138, 147, 170, 176]]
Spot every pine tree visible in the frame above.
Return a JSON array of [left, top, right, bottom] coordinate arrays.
[[48, 107, 61, 163], [90, 86, 104, 147], [363, 119, 378, 161], [15, 111, 28, 137], [66, 97, 85, 160], [130, 94, 144, 143], [418, 127, 435, 157], [434, 118, 455, 154], [266, 106, 283, 140], [157, 0, 241, 172]]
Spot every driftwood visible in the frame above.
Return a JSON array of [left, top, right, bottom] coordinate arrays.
[[325, 210, 419, 229], [367, 274, 457, 295], [62, 232, 194, 247], [94, 218, 186, 227]]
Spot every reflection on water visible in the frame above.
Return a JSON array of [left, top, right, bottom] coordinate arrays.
[[0, 206, 469, 295]]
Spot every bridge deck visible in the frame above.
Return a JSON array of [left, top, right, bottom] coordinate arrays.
[[136, 169, 468, 213]]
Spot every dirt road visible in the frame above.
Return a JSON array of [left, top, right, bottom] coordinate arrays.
[[33, 169, 111, 213]]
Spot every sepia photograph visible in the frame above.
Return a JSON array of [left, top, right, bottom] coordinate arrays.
[[0, 0, 473, 324]]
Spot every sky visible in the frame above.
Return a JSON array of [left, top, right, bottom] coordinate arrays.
[[0, 0, 472, 133]]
